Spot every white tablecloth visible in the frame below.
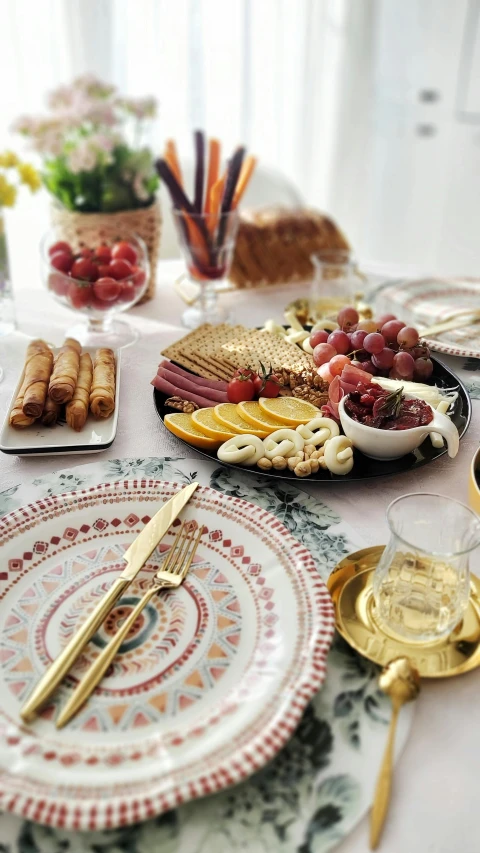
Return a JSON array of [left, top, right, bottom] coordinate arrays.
[[1, 260, 479, 853]]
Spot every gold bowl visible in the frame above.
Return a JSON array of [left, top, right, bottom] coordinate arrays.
[[469, 446, 480, 515]]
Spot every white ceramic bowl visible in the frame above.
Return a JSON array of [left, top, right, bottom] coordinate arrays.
[[338, 395, 459, 461]]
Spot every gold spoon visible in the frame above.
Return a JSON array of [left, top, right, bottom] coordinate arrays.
[[370, 657, 421, 849]]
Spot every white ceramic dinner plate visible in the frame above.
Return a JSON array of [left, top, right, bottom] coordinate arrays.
[[374, 277, 480, 359], [0, 479, 334, 831], [0, 347, 121, 456]]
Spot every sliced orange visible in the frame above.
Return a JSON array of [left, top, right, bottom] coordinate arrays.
[[164, 413, 221, 449], [213, 403, 270, 437], [258, 396, 320, 425], [191, 407, 237, 440], [237, 401, 286, 431]]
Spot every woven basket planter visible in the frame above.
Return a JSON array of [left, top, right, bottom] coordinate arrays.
[[50, 201, 162, 303]]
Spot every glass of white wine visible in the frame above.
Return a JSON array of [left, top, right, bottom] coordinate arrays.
[[310, 249, 364, 319], [373, 493, 480, 644]]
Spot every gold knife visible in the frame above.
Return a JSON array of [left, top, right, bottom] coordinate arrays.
[[20, 481, 199, 723]]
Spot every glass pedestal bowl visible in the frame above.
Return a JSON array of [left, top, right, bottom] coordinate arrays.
[[41, 231, 149, 349]]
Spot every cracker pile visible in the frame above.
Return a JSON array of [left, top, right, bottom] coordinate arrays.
[[162, 323, 312, 381]]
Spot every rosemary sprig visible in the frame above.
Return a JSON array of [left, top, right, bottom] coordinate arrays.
[[372, 386, 404, 419]]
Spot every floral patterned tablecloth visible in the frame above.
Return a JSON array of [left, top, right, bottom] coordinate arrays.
[[0, 456, 413, 853]]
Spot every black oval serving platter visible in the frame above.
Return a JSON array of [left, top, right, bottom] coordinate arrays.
[[153, 356, 471, 483]]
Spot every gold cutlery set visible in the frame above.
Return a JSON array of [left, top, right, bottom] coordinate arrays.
[[20, 481, 201, 727]]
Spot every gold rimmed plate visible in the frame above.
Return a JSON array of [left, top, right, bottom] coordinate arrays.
[[327, 546, 480, 678]]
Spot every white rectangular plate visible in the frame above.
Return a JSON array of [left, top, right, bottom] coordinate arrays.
[[0, 346, 121, 456]]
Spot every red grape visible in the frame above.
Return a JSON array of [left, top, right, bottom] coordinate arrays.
[[328, 330, 350, 354], [309, 329, 329, 348], [337, 306, 359, 329], [313, 342, 337, 366], [350, 359, 363, 369], [93, 277, 121, 302], [112, 241, 137, 265], [50, 251, 73, 273], [393, 351, 415, 379], [372, 347, 395, 369], [350, 329, 368, 350], [397, 326, 419, 348], [329, 354, 351, 376], [48, 241, 72, 257], [71, 257, 98, 282], [317, 363, 334, 383], [364, 332, 385, 354], [361, 360, 377, 375], [357, 319, 377, 333], [413, 357, 433, 380], [381, 319, 406, 343], [411, 343, 431, 360], [376, 313, 397, 326], [109, 259, 133, 280]]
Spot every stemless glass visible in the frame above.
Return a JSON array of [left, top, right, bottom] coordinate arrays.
[[310, 249, 364, 319], [172, 208, 239, 329], [373, 493, 480, 643]]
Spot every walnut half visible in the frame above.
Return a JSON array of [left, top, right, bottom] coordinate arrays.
[[165, 396, 199, 413]]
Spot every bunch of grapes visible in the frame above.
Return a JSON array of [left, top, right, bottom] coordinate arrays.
[[309, 307, 433, 382]]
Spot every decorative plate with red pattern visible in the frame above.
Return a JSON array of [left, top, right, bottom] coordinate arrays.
[[0, 479, 334, 831]]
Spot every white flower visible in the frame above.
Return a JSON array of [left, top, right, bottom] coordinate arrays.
[[118, 95, 157, 119], [67, 141, 98, 174]]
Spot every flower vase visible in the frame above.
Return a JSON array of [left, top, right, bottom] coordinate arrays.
[[0, 210, 16, 336]]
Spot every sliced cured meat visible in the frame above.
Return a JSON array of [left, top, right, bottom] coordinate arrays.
[[157, 366, 228, 402], [159, 360, 228, 391], [151, 375, 217, 408]]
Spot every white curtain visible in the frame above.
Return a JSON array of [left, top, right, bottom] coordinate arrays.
[[0, 0, 478, 275]]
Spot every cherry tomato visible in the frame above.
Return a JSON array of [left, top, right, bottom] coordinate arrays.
[[118, 280, 136, 303], [233, 367, 258, 381], [71, 257, 98, 281], [109, 259, 133, 280], [48, 272, 69, 296], [97, 263, 113, 278], [131, 265, 146, 288], [227, 377, 255, 404], [68, 281, 92, 309], [94, 244, 111, 262], [93, 277, 121, 302], [77, 245, 93, 259], [48, 240, 72, 257], [112, 241, 137, 265], [50, 251, 73, 273], [253, 374, 280, 398]]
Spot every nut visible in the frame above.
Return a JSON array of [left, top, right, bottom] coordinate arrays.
[[304, 444, 315, 459], [271, 455, 288, 470], [165, 396, 199, 413], [294, 460, 312, 477], [309, 458, 320, 473], [287, 454, 302, 470], [257, 457, 273, 470]]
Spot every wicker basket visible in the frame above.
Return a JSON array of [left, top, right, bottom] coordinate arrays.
[[50, 201, 162, 302]]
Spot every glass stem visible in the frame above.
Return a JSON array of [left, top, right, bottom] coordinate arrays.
[[199, 280, 217, 314], [87, 315, 113, 334]]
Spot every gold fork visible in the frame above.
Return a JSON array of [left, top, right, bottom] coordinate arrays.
[[56, 521, 204, 728]]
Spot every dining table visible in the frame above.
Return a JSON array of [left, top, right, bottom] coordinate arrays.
[[0, 246, 479, 853]]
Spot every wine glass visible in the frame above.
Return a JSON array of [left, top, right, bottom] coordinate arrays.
[[40, 231, 149, 349], [310, 249, 365, 319], [373, 493, 480, 643], [172, 209, 239, 329]]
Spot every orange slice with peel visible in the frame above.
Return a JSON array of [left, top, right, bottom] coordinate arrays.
[[191, 408, 237, 440], [164, 413, 221, 449], [237, 401, 286, 431], [213, 403, 270, 437], [258, 396, 320, 425]]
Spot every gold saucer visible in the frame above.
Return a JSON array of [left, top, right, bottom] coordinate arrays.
[[327, 546, 480, 678]]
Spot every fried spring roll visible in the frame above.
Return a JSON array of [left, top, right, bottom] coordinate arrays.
[[90, 348, 116, 419], [21, 339, 54, 420], [66, 353, 93, 431], [41, 396, 61, 426], [48, 339, 81, 404]]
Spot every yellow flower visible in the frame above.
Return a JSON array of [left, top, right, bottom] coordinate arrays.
[[17, 162, 41, 192], [0, 151, 19, 168], [0, 174, 17, 207]]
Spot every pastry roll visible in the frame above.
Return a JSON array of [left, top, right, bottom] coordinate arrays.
[[66, 353, 93, 431], [41, 396, 61, 426], [90, 348, 116, 419], [20, 339, 54, 420], [10, 369, 35, 427], [48, 339, 81, 404]]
